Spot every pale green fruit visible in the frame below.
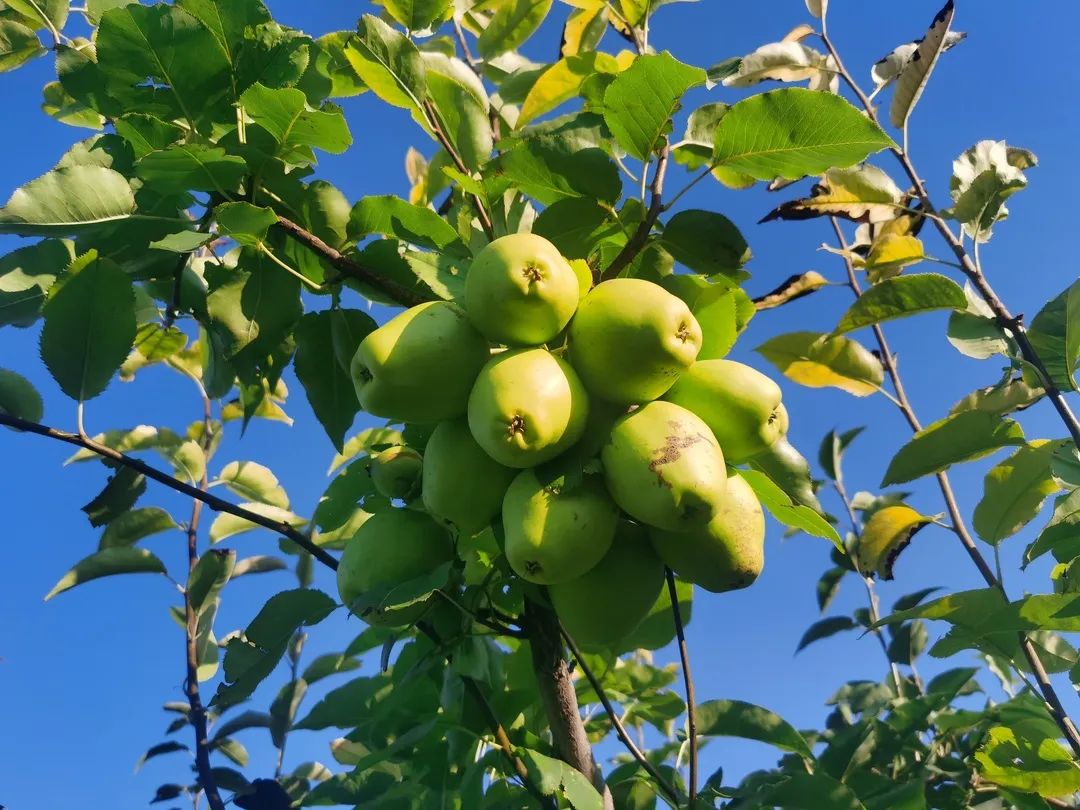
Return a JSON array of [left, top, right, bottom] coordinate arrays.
[[550, 521, 665, 650], [503, 469, 618, 584], [370, 446, 423, 500], [468, 348, 589, 468], [568, 278, 702, 404], [602, 401, 726, 531], [465, 233, 580, 346], [336, 509, 453, 626], [649, 474, 765, 593], [422, 419, 517, 536], [351, 301, 489, 423], [663, 359, 785, 464]]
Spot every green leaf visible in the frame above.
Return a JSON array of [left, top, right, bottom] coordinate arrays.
[[696, 699, 814, 759], [210, 710, 272, 741], [45, 547, 167, 600], [301, 653, 361, 685], [740, 468, 841, 550], [209, 503, 306, 543], [818, 426, 864, 483], [230, 555, 289, 578], [294, 310, 375, 452], [835, 274, 966, 334], [218, 461, 289, 509], [1026, 489, 1080, 565], [476, 0, 553, 59], [348, 195, 462, 251], [753, 773, 867, 810], [213, 589, 337, 708], [345, 15, 426, 114], [211, 737, 249, 768], [135, 144, 247, 195], [518, 748, 604, 810], [0, 368, 43, 421], [82, 468, 146, 527], [947, 286, 1011, 359], [976, 723, 1080, 799], [39, 254, 136, 401], [747, 436, 822, 512], [602, 52, 706, 160], [691, 280, 753, 360], [493, 138, 621, 206], [1028, 278, 1080, 392], [882, 411, 1026, 485], [756, 331, 884, 397], [205, 249, 302, 358], [659, 210, 749, 277], [532, 198, 622, 260], [99, 507, 178, 549], [0, 239, 69, 327], [239, 83, 352, 158], [947, 140, 1029, 242], [889, 0, 956, 129], [0, 19, 46, 72], [135, 741, 189, 771], [797, 616, 858, 652], [187, 549, 236, 616], [374, 0, 451, 31], [0, 166, 137, 235], [714, 88, 894, 180], [952, 376, 1043, 416], [974, 440, 1064, 545]]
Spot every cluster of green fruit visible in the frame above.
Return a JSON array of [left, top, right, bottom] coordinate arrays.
[[336, 233, 790, 650]]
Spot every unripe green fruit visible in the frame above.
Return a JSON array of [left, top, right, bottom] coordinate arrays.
[[370, 446, 423, 500], [336, 509, 453, 626], [750, 436, 821, 512], [602, 401, 726, 532], [422, 419, 517, 536], [663, 359, 786, 464], [465, 233, 580, 346], [351, 301, 489, 423], [550, 521, 664, 650], [569, 278, 702, 404], [649, 474, 765, 593], [503, 469, 618, 584], [468, 348, 589, 468]]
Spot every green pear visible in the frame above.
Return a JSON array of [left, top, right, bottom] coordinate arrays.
[[503, 468, 618, 584], [468, 348, 589, 468], [749, 436, 821, 512], [663, 359, 786, 463], [550, 521, 665, 650], [351, 301, 489, 423], [649, 473, 765, 593], [336, 509, 453, 626], [465, 233, 580, 346], [370, 446, 423, 500], [568, 278, 702, 404], [422, 419, 518, 536], [602, 401, 726, 531]]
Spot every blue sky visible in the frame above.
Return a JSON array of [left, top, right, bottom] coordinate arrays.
[[2, 1, 1080, 807]]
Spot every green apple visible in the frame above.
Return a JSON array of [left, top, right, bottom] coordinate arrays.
[[601, 401, 726, 531], [421, 419, 517, 536], [336, 509, 453, 626], [465, 232, 580, 346], [568, 278, 702, 404], [649, 473, 765, 593], [663, 359, 786, 463], [351, 301, 489, 423], [503, 468, 618, 584], [370, 446, 423, 500], [550, 521, 665, 650], [467, 348, 589, 468]]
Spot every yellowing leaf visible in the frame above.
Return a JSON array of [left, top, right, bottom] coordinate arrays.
[[761, 165, 903, 225], [856, 505, 934, 580], [756, 331, 884, 396], [890, 0, 956, 129], [973, 440, 1065, 545], [753, 271, 828, 311], [519, 51, 618, 126], [723, 41, 831, 88], [864, 233, 925, 282]]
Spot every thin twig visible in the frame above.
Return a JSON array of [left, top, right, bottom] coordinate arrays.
[[601, 141, 671, 281], [0, 411, 340, 571], [666, 569, 697, 805], [562, 628, 681, 804], [421, 100, 496, 240], [829, 217, 1080, 757]]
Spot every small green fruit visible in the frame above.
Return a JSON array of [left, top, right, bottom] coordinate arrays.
[[663, 359, 786, 463], [336, 509, 453, 626], [602, 401, 726, 531], [468, 348, 589, 468], [503, 469, 618, 584], [370, 446, 423, 500], [422, 419, 517, 536], [750, 436, 820, 512], [550, 521, 665, 650], [569, 278, 702, 404], [649, 473, 765, 593], [465, 233, 580, 346], [351, 301, 489, 423]]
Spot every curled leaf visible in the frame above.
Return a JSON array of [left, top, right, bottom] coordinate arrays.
[[856, 505, 934, 579]]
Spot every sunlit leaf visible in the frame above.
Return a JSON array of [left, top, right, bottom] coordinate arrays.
[[889, 0, 956, 129], [756, 331, 884, 396], [855, 505, 934, 580], [45, 547, 167, 600], [973, 441, 1064, 545], [882, 411, 1026, 485]]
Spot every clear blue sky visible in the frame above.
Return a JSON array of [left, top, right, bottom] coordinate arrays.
[[2, 2, 1079, 807]]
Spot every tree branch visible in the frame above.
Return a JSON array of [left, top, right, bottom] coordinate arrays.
[[665, 569, 697, 804], [829, 217, 1080, 758], [0, 411, 340, 572], [273, 216, 433, 308], [421, 100, 496, 241], [600, 141, 670, 282]]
